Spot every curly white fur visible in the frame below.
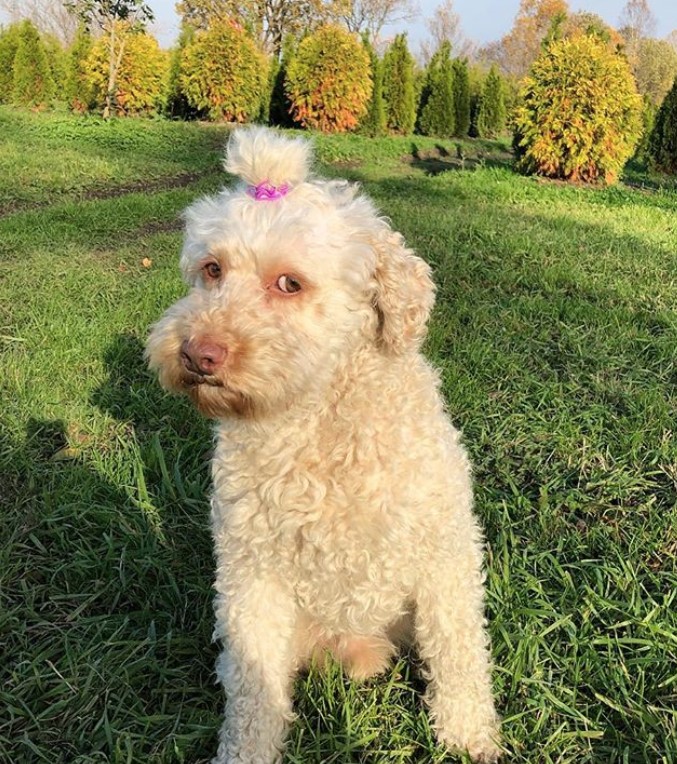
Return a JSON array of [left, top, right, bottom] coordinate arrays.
[[146, 127, 501, 763]]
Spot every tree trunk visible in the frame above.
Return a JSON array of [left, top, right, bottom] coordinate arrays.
[[103, 20, 127, 120], [103, 19, 115, 119]]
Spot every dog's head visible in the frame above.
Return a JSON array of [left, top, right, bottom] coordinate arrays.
[[146, 127, 435, 419]]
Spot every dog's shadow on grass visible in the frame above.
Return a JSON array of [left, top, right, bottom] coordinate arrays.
[[89, 329, 216, 611], [2, 330, 224, 759], [2, 399, 219, 762], [92, 332, 221, 756], [91, 332, 212, 446]]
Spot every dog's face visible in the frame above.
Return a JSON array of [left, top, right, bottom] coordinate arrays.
[[146, 130, 435, 419]]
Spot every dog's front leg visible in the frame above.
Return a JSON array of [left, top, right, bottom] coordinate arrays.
[[414, 538, 501, 763], [212, 571, 296, 764]]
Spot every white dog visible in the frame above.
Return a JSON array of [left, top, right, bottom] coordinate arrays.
[[146, 127, 500, 763]]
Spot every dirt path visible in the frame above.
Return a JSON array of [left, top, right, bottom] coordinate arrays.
[[0, 171, 209, 219]]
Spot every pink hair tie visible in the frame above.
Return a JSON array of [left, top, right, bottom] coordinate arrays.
[[247, 181, 291, 201]]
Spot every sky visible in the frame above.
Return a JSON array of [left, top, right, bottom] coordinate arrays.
[[148, 0, 677, 51]]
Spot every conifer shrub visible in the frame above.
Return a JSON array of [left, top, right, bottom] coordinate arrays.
[[476, 65, 506, 138], [0, 22, 22, 104], [359, 36, 386, 136], [382, 33, 416, 135], [513, 35, 642, 184], [165, 24, 203, 119], [467, 63, 485, 137], [65, 24, 94, 112], [418, 42, 454, 138], [43, 34, 67, 99], [86, 26, 168, 116], [180, 20, 267, 122], [648, 77, 677, 173], [268, 37, 296, 127], [633, 95, 656, 162], [11, 20, 55, 108], [286, 25, 372, 133], [258, 55, 276, 125], [452, 58, 471, 137]]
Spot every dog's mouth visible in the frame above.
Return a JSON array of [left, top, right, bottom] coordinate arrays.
[[183, 375, 257, 418], [181, 371, 224, 388]]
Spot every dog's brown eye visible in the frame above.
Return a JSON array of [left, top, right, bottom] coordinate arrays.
[[276, 275, 302, 294], [203, 262, 222, 280]]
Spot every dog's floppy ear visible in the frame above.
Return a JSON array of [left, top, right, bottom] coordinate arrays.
[[372, 228, 436, 355]]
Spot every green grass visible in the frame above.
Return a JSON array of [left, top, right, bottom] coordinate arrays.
[[1, 106, 676, 764]]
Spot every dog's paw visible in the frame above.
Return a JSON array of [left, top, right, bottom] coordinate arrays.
[[437, 726, 502, 763], [432, 703, 502, 763], [467, 737, 503, 763]]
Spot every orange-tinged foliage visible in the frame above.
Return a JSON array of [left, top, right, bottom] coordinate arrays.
[[513, 34, 642, 184], [179, 19, 267, 122], [562, 11, 624, 49], [286, 25, 372, 133], [500, 0, 569, 78], [85, 25, 168, 116]]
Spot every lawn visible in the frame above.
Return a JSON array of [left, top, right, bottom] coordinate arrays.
[[1, 106, 676, 764]]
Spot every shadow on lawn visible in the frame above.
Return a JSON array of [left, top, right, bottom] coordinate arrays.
[[1, 338, 220, 761], [91, 332, 212, 447], [409, 141, 513, 176]]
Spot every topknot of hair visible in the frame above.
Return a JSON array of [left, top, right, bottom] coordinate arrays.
[[224, 127, 313, 189]]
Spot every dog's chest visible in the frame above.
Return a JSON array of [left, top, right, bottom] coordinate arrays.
[[213, 430, 422, 628], [277, 507, 416, 630]]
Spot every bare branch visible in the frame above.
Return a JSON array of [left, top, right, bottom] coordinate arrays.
[[0, 0, 80, 44], [421, 0, 474, 63], [618, 0, 657, 41], [338, 0, 419, 45]]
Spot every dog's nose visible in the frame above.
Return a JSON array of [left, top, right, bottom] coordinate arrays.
[[181, 339, 227, 375]]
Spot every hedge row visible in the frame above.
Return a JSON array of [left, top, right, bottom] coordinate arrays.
[[3, 17, 674, 179], [0, 19, 506, 139]]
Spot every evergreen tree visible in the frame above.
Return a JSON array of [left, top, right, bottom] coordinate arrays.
[[268, 36, 296, 127], [180, 19, 267, 122], [0, 23, 22, 104], [165, 24, 202, 119], [452, 58, 471, 137], [286, 25, 372, 133], [513, 35, 642, 184], [648, 77, 677, 173], [382, 33, 416, 135], [418, 42, 454, 138], [43, 34, 67, 99], [66, 24, 93, 111], [468, 62, 487, 137], [359, 35, 386, 137], [633, 94, 656, 161], [71, 0, 154, 119], [11, 20, 55, 108], [477, 65, 506, 138], [84, 25, 169, 116]]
